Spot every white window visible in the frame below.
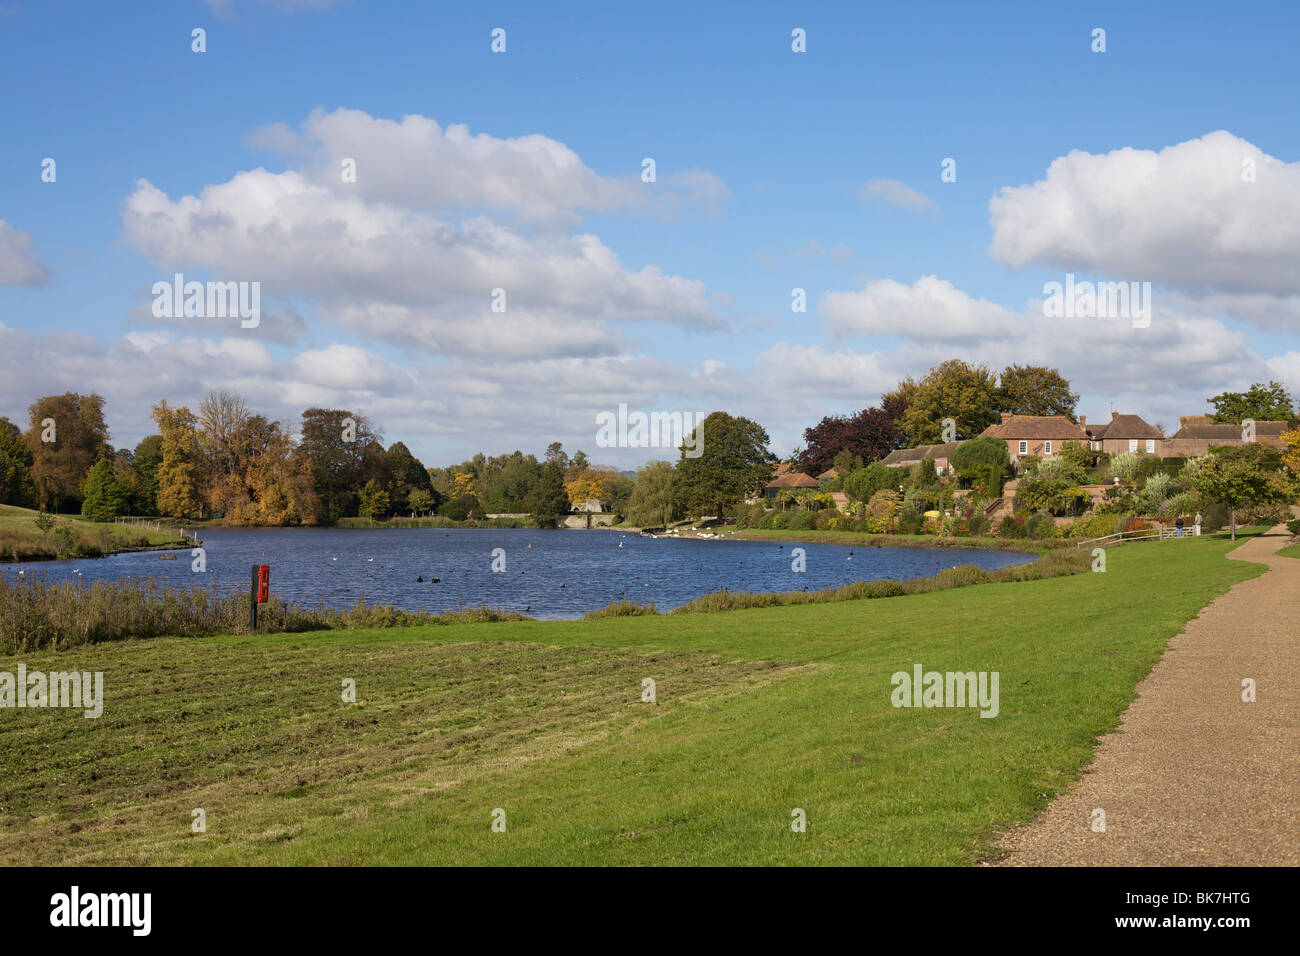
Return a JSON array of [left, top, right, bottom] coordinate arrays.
[[1146, 439, 1155, 453], [1018, 440, 1028, 455], [1044, 440, 1053, 455], [1129, 439, 1138, 452]]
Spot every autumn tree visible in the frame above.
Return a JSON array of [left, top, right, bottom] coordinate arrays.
[[24, 393, 111, 511], [798, 397, 905, 475], [152, 401, 206, 519]]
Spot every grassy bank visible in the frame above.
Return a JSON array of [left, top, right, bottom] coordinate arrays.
[[0, 504, 190, 563], [0, 529, 1266, 865], [727, 527, 1062, 552]]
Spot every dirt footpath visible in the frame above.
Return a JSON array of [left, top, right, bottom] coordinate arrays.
[[992, 525, 1299, 866]]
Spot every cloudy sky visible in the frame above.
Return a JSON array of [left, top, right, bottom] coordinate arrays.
[[2, 0, 1298, 467]]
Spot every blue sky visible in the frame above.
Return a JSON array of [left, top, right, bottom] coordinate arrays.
[[2, 0, 1298, 467]]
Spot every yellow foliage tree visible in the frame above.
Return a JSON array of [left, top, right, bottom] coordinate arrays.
[[1282, 427, 1300, 476]]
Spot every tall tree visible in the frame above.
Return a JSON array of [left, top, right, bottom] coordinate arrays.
[[671, 411, 773, 518], [152, 401, 206, 519], [998, 365, 1079, 420], [627, 461, 677, 529], [24, 393, 111, 511], [1190, 445, 1291, 540], [897, 361, 1001, 446], [80, 457, 127, 522], [525, 458, 570, 528], [294, 408, 378, 521], [798, 401, 904, 475], [0, 416, 35, 507], [1209, 381, 1296, 423], [131, 434, 164, 515]]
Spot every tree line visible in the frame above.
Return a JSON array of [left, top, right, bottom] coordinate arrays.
[[0, 367, 1294, 529]]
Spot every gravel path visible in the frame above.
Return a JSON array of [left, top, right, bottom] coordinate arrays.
[[992, 524, 1299, 866]]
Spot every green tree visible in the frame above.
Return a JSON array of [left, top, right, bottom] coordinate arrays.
[[80, 457, 127, 522], [358, 479, 391, 520], [294, 408, 379, 522], [997, 365, 1079, 420], [671, 411, 773, 518], [131, 434, 164, 515], [1209, 381, 1295, 423], [626, 461, 677, 529], [1190, 446, 1290, 539], [24, 392, 112, 512], [0, 416, 35, 506], [525, 459, 571, 528], [843, 462, 897, 503], [897, 360, 1001, 445], [406, 487, 434, 515]]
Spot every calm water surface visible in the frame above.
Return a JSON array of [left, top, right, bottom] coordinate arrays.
[[1, 528, 1034, 620]]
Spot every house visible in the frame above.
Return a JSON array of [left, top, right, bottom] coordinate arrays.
[[1085, 412, 1164, 455], [978, 413, 1089, 468], [880, 441, 963, 473], [816, 467, 838, 481], [763, 470, 819, 500], [1163, 416, 1292, 456]]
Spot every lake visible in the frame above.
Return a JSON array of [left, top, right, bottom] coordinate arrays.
[[0, 528, 1035, 620]]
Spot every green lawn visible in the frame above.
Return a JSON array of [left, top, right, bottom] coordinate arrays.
[[1277, 542, 1300, 559], [0, 503, 190, 561], [0, 531, 1267, 865]]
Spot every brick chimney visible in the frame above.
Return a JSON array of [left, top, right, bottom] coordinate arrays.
[[1079, 415, 1086, 429], [1112, 410, 1120, 421], [1000, 412, 1012, 424]]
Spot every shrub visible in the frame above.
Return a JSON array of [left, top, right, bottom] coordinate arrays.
[[1025, 512, 1056, 540], [0, 578, 527, 654], [1108, 452, 1142, 482], [1287, 518, 1300, 536], [1066, 511, 1123, 539], [584, 600, 657, 619], [668, 551, 1089, 614], [998, 515, 1026, 538]]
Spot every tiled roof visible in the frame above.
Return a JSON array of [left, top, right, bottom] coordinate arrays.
[[765, 472, 820, 489], [980, 415, 1089, 441], [1093, 413, 1162, 440], [1171, 421, 1290, 440], [880, 442, 963, 465]]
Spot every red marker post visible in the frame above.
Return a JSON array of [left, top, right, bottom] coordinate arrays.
[[249, 564, 270, 629]]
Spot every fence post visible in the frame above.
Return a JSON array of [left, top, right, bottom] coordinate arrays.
[[249, 564, 259, 630]]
